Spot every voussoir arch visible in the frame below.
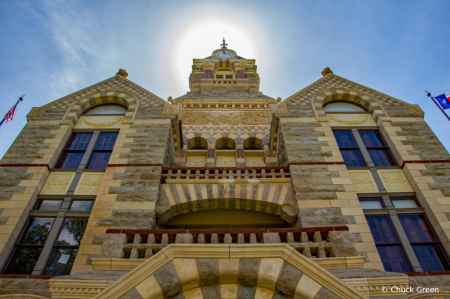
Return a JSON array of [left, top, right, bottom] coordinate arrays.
[[311, 88, 390, 122], [60, 89, 140, 125]]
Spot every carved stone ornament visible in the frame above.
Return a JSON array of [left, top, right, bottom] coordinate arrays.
[[182, 111, 210, 125], [181, 111, 270, 126], [403, 102, 423, 115], [75, 173, 104, 194], [116, 69, 128, 78], [321, 67, 333, 76], [210, 111, 240, 125], [271, 103, 289, 114], [162, 103, 179, 116], [348, 171, 378, 193], [241, 111, 270, 125], [41, 172, 75, 194], [77, 116, 124, 128], [327, 114, 374, 126], [378, 170, 413, 192]]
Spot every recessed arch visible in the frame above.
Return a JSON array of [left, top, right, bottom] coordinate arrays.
[[60, 90, 140, 124], [311, 88, 390, 122], [216, 137, 235, 150], [166, 209, 288, 229], [189, 137, 208, 150], [244, 137, 262, 150]]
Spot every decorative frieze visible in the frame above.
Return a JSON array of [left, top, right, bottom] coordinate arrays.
[[181, 110, 270, 125]]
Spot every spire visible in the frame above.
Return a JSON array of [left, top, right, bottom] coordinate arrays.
[[220, 38, 228, 49]]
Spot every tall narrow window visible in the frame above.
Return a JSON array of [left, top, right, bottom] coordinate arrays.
[[45, 218, 88, 275], [366, 215, 411, 272], [55, 133, 92, 169], [359, 131, 396, 166], [87, 133, 118, 169], [399, 215, 450, 271], [333, 131, 365, 166], [3, 217, 55, 274]]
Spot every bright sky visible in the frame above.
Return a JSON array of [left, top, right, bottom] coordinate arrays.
[[1, 1, 450, 159]]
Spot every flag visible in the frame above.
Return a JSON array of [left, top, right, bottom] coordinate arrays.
[[435, 93, 450, 110], [4, 104, 17, 122]]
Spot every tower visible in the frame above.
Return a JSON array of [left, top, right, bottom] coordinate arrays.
[[0, 41, 450, 298]]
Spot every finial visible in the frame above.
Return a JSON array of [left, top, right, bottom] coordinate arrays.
[[321, 67, 333, 77], [277, 97, 282, 103], [220, 38, 228, 49], [116, 69, 128, 78], [168, 96, 173, 103]]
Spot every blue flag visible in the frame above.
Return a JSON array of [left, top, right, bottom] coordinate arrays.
[[435, 93, 450, 110]]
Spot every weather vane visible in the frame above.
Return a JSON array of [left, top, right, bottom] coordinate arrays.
[[220, 38, 228, 48]]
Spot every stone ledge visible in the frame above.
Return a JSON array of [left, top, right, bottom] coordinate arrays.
[[49, 279, 114, 299], [91, 255, 365, 271]]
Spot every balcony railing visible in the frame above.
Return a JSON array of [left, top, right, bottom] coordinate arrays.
[[103, 226, 350, 260], [161, 166, 290, 183]]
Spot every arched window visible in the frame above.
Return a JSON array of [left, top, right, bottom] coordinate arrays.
[[244, 137, 261, 150], [324, 102, 366, 113], [189, 137, 207, 150], [216, 137, 235, 150], [83, 104, 127, 115]]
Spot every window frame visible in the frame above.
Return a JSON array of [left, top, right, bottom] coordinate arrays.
[[55, 133, 93, 169], [360, 196, 450, 272]]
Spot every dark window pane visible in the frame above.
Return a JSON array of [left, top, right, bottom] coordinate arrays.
[[18, 218, 54, 245], [368, 149, 396, 166], [56, 218, 88, 246], [87, 152, 111, 169], [333, 131, 357, 148], [413, 245, 450, 271], [341, 150, 365, 166], [35, 200, 62, 211], [3, 247, 42, 274], [95, 133, 117, 150], [68, 133, 92, 150], [399, 215, 436, 243], [70, 201, 95, 211], [45, 248, 78, 275], [366, 216, 399, 244], [359, 131, 384, 147], [58, 152, 84, 169], [377, 246, 411, 272]]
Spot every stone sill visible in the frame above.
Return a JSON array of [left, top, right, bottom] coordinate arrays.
[[405, 270, 450, 276], [91, 256, 365, 271]]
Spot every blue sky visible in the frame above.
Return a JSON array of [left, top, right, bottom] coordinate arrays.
[[1, 0, 450, 159]]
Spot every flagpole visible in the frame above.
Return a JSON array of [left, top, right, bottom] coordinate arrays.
[[426, 91, 450, 122]]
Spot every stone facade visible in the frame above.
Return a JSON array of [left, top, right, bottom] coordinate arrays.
[[0, 45, 450, 298]]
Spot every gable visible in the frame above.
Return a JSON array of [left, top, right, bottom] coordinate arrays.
[[282, 74, 423, 120]]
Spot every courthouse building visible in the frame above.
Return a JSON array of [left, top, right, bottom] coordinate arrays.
[[0, 44, 450, 299]]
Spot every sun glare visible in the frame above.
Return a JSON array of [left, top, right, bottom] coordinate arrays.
[[164, 14, 264, 96]]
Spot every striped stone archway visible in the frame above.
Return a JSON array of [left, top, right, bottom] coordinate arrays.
[[156, 180, 299, 226], [60, 89, 140, 124], [310, 88, 390, 122]]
